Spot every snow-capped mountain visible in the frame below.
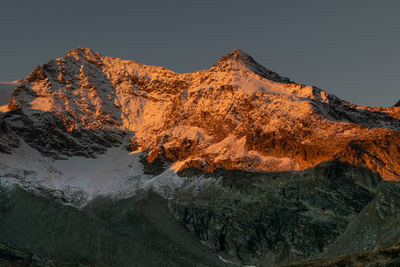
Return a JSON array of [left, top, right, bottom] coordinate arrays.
[[2, 48, 400, 266], [3, 47, 400, 181]]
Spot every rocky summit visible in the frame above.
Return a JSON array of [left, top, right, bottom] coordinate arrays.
[[1, 48, 400, 266]]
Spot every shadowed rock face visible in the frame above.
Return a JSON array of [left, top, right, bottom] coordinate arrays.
[[1, 162, 399, 267], [1, 161, 397, 266], [2, 48, 400, 266], [0, 188, 229, 267], [285, 245, 400, 267], [170, 161, 383, 266], [0, 109, 125, 158]]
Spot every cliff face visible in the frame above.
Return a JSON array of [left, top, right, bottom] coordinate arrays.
[[2, 48, 400, 266], [4, 47, 400, 180], [170, 162, 382, 265]]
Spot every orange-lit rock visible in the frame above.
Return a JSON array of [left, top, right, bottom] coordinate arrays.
[[3, 47, 400, 180]]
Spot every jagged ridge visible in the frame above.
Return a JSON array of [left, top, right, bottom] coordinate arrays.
[[2, 48, 400, 266], [2, 47, 400, 180]]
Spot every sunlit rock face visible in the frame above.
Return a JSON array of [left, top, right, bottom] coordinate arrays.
[[4, 47, 400, 180], [3, 48, 400, 266]]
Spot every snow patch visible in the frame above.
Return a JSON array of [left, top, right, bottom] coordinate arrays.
[[206, 135, 298, 171], [0, 139, 184, 207]]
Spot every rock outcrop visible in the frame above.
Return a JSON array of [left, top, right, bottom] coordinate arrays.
[[2, 48, 400, 266], [2, 47, 400, 180], [170, 162, 382, 265]]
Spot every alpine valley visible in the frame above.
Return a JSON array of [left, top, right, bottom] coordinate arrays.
[[1, 48, 400, 266]]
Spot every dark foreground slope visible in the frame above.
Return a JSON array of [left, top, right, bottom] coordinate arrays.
[[2, 161, 400, 266], [172, 161, 384, 266], [285, 245, 400, 267], [0, 188, 231, 267]]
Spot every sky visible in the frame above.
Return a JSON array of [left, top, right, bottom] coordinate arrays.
[[1, 0, 399, 107]]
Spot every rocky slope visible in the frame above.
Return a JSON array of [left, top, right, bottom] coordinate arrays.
[[4, 47, 400, 179], [0, 187, 230, 266], [286, 244, 400, 267], [170, 162, 382, 265], [2, 48, 400, 266]]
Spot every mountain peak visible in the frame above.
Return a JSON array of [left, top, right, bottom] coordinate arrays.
[[66, 47, 97, 55], [212, 49, 293, 84], [222, 49, 254, 62], [65, 47, 102, 62], [214, 49, 256, 66], [4, 47, 400, 184]]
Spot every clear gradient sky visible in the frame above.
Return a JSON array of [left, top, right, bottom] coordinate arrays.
[[1, 0, 399, 107]]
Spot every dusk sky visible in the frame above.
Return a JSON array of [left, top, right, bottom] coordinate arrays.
[[1, 0, 399, 107]]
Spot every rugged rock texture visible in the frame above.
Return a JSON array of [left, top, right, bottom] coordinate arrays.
[[170, 161, 382, 265], [286, 245, 400, 267], [2, 163, 400, 266], [0, 188, 231, 267], [0, 109, 125, 158], [3, 47, 400, 179], [2, 48, 400, 266], [320, 180, 400, 258], [0, 242, 56, 267]]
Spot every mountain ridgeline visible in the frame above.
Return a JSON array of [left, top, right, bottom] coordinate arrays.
[[1, 48, 400, 266]]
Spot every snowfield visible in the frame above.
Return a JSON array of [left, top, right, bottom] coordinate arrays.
[[0, 138, 185, 208]]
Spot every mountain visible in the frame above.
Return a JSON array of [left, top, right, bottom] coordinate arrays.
[[1, 48, 400, 266], [5, 48, 400, 179]]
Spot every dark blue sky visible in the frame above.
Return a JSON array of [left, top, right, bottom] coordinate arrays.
[[1, 0, 399, 106]]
